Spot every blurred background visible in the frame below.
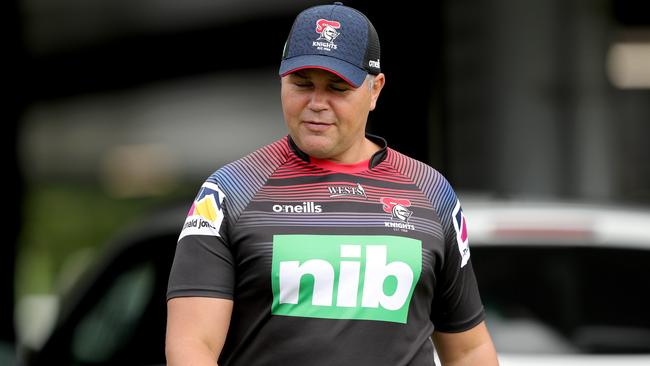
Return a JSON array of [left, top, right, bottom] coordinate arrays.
[[4, 0, 650, 364]]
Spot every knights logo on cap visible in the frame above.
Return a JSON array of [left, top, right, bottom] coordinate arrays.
[[314, 19, 340, 51]]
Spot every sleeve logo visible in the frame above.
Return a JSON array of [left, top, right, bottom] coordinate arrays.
[[452, 199, 470, 268], [179, 182, 225, 241]]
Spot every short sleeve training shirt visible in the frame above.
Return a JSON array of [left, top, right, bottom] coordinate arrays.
[[167, 135, 484, 366]]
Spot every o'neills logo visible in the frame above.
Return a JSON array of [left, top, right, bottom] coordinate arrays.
[[314, 19, 340, 51], [328, 183, 367, 199], [381, 197, 415, 232], [273, 202, 323, 214]]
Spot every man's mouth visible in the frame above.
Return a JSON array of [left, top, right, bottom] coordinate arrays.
[[302, 120, 333, 132]]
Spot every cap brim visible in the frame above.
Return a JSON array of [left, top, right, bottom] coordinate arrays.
[[280, 55, 367, 88]]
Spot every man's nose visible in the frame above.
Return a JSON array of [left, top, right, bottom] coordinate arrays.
[[307, 87, 329, 112]]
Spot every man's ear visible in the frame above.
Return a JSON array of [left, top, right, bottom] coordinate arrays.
[[369, 73, 385, 111]]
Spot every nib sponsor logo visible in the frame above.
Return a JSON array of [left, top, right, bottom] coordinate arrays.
[[271, 234, 422, 324], [328, 183, 367, 199]]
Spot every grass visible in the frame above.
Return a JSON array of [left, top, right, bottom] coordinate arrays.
[[15, 182, 189, 299]]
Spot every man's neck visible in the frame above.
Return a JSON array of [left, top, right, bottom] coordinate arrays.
[[325, 137, 381, 165]]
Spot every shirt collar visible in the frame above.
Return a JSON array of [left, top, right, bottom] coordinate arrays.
[[287, 133, 388, 170]]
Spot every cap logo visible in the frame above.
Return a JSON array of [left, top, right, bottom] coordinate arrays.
[[313, 19, 340, 51]]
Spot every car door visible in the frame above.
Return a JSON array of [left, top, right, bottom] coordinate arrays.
[[22, 207, 184, 366]]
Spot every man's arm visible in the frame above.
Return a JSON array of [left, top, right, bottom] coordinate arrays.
[[166, 297, 233, 366], [432, 320, 499, 366]]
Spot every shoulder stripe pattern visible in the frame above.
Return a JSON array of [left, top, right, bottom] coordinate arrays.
[[207, 137, 292, 225], [383, 148, 458, 240]]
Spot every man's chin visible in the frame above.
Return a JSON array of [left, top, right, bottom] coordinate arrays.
[[294, 135, 336, 159]]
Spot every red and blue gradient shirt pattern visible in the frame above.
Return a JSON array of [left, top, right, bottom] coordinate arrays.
[[168, 135, 484, 366]]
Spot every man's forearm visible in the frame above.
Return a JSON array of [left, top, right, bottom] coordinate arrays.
[[439, 341, 498, 366], [166, 297, 232, 366], [433, 321, 499, 366], [166, 338, 219, 366]]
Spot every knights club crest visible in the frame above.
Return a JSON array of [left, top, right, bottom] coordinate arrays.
[[381, 197, 413, 223], [313, 19, 341, 51], [381, 197, 416, 232]]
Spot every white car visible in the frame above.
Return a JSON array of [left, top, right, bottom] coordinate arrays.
[[18, 199, 650, 365], [460, 196, 650, 365]]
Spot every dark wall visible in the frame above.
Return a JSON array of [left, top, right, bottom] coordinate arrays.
[[3, 0, 23, 345], [355, 1, 445, 167], [23, 1, 442, 166]]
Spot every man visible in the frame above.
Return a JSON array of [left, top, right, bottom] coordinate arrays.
[[166, 2, 498, 365]]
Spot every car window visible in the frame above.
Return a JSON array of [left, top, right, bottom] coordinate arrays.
[[71, 263, 155, 363], [0, 341, 16, 366], [25, 229, 178, 366], [471, 246, 650, 354]]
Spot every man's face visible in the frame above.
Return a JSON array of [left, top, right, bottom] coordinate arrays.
[[281, 68, 382, 162]]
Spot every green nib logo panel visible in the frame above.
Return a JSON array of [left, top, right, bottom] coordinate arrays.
[[271, 235, 422, 324]]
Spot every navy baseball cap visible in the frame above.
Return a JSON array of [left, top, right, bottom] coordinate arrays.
[[279, 2, 381, 88]]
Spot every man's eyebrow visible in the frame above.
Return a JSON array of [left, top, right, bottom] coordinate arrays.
[[328, 75, 346, 83], [290, 71, 346, 84], [292, 71, 309, 79]]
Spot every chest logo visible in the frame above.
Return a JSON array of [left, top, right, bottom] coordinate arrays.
[[327, 183, 367, 199], [272, 202, 322, 214], [380, 197, 415, 232], [271, 235, 422, 324]]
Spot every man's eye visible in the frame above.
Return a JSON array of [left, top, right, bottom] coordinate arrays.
[[295, 82, 312, 88], [330, 85, 348, 92]]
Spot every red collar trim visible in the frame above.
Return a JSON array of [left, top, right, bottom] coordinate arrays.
[[309, 157, 371, 174]]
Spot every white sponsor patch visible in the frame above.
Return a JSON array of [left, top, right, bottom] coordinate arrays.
[[452, 199, 470, 268], [179, 182, 225, 240]]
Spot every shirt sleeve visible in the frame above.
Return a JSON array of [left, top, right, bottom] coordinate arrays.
[[167, 180, 235, 300], [430, 187, 485, 332]]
